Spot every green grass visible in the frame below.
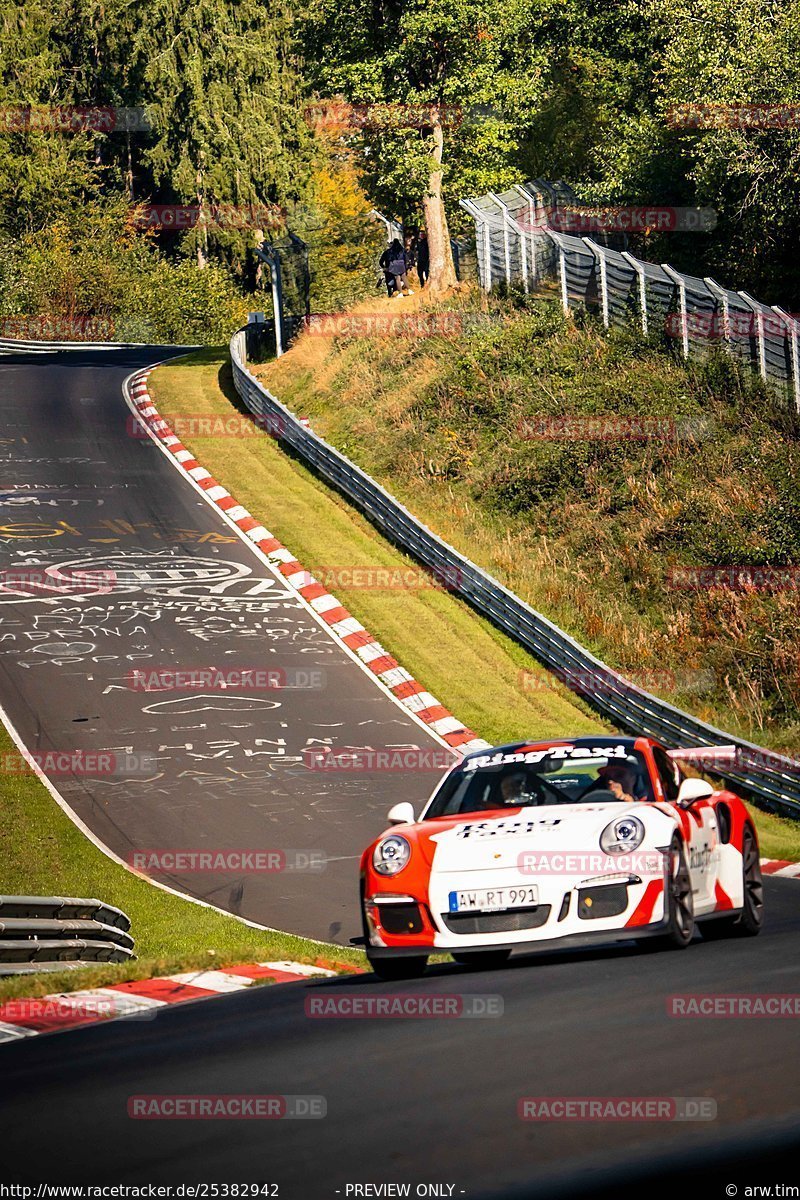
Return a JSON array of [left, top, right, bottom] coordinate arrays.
[[754, 806, 800, 861], [0, 719, 363, 1003], [148, 348, 800, 861]]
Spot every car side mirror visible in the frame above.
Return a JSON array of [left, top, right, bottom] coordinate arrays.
[[387, 801, 415, 826], [677, 777, 714, 806]]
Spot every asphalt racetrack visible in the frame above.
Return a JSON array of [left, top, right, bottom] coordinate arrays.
[[1, 349, 798, 1197], [1, 876, 799, 1195], [0, 348, 455, 942]]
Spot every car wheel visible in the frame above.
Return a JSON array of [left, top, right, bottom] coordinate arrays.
[[368, 955, 429, 980], [658, 834, 695, 949], [701, 826, 764, 940], [451, 950, 511, 970]]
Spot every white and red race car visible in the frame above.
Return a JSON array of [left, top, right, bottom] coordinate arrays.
[[360, 736, 763, 978]]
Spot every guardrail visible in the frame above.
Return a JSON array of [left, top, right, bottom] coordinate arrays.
[[460, 180, 800, 413], [0, 337, 199, 355], [229, 327, 800, 819], [0, 896, 134, 973]]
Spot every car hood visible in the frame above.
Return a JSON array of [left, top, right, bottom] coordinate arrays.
[[417, 802, 649, 874]]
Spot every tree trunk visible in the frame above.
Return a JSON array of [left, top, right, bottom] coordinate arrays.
[[196, 172, 209, 269], [422, 115, 457, 294]]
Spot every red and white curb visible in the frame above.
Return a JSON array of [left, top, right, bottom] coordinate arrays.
[[128, 371, 487, 755], [0, 960, 347, 1043], [760, 858, 800, 878]]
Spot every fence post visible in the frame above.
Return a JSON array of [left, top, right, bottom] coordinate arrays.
[[489, 192, 512, 286], [255, 242, 284, 357], [621, 252, 648, 336], [459, 199, 492, 291], [738, 292, 767, 381], [772, 306, 800, 413], [583, 238, 609, 328], [662, 264, 689, 359], [704, 277, 731, 345], [513, 184, 536, 290], [369, 209, 403, 244], [547, 232, 570, 315]]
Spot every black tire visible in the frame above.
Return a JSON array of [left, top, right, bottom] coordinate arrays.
[[656, 834, 695, 949], [701, 826, 764, 940], [451, 950, 511, 970], [368, 955, 429, 980]]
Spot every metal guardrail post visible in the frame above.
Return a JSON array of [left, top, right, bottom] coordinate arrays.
[[704, 277, 732, 345], [621, 252, 649, 336], [738, 291, 767, 381], [255, 242, 284, 357], [662, 264, 689, 359], [512, 184, 535, 290], [583, 239, 609, 328], [459, 199, 492, 291], [772, 306, 800, 413], [488, 192, 513, 286], [547, 233, 570, 314]]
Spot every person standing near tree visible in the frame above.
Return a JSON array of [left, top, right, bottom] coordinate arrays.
[[416, 230, 430, 287], [380, 238, 413, 298]]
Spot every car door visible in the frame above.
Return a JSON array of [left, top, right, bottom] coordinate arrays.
[[653, 746, 719, 913]]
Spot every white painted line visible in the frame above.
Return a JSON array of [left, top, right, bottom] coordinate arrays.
[[260, 961, 336, 977]]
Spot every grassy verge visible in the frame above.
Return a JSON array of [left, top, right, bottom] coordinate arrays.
[[148, 348, 800, 862], [0, 720, 362, 1003]]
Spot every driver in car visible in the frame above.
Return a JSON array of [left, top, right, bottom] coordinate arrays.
[[594, 761, 639, 804], [499, 771, 528, 805]]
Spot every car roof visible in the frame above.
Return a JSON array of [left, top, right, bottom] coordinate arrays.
[[460, 735, 652, 769]]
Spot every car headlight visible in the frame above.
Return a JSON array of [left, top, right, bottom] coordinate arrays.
[[600, 814, 645, 855], [372, 835, 411, 876]]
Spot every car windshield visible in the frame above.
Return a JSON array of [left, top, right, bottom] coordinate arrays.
[[425, 745, 654, 818]]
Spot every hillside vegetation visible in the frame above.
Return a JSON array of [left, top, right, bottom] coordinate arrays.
[[257, 291, 800, 754]]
